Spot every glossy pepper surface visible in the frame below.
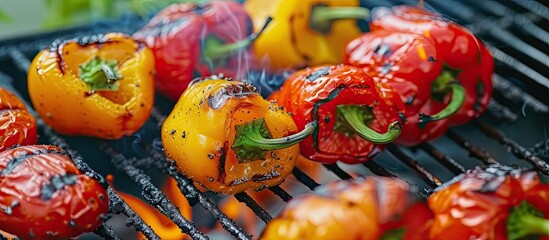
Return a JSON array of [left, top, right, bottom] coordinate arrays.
[[28, 33, 155, 139], [134, 1, 265, 100], [244, 0, 369, 69], [428, 164, 549, 240], [162, 76, 315, 194], [369, 5, 494, 126], [346, 31, 456, 145], [0, 87, 37, 150], [0, 145, 109, 239], [270, 65, 402, 164], [260, 177, 433, 240]]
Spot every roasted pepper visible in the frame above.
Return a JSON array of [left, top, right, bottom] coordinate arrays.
[[346, 31, 455, 145], [270, 65, 402, 164], [0, 87, 37, 150], [134, 1, 269, 100], [428, 164, 549, 240], [28, 33, 155, 139], [369, 5, 494, 126], [260, 177, 433, 240], [162, 76, 315, 194], [244, 0, 369, 69], [0, 145, 109, 239]]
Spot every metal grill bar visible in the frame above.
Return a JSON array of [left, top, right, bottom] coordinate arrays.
[[362, 161, 396, 177], [387, 145, 442, 187], [509, 0, 549, 21], [292, 168, 320, 190], [492, 74, 548, 113], [102, 146, 208, 240], [486, 101, 517, 122], [323, 164, 353, 179], [474, 120, 549, 174], [531, 139, 549, 161], [140, 144, 252, 240], [446, 129, 497, 164], [268, 186, 293, 202], [94, 224, 121, 240], [234, 193, 272, 223], [418, 143, 466, 174]]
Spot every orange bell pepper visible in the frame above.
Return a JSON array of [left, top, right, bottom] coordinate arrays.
[[27, 33, 155, 139]]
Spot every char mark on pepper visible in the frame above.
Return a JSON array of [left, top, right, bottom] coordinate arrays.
[[208, 83, 258, 109]]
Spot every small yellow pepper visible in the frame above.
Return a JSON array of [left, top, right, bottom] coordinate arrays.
[[162, 77, 315, 194], [27, 33, 155, 139], [244, 0, 368, 69]]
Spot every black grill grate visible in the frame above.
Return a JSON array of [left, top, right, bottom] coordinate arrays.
[[0, 0, 548, 239]]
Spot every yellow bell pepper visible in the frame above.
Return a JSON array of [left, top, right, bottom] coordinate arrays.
[[244, 0, 368, 69], [27, 33, 155, 139], [162, 77, 316, 194]]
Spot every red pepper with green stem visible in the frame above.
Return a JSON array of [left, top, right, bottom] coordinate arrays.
[[270, 65, 403, 164], [369, 5, 494, 126], [345, 31, 459, 146], [134, 1, 271, 100]]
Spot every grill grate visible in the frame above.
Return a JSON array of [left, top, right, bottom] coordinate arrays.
[[0, 0, 548, 239]]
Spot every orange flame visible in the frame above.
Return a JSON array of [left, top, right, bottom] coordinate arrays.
[[108, 175, 192, 239], [0, 230, 18, 240]]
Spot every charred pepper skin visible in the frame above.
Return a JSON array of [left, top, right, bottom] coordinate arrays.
[[428, 164, 549, 240], [134, 1, 255, 100], [260, 177, 433, 240], [345, 31, 451, 146], [270, 65, 403, 164], [244, 0, 369, 69], [162, 77, 313, 194], [0, 145, 109, 240], [370, 5, 494, 126], [0, 87, 37, 151], [27, 33, 155, 140]]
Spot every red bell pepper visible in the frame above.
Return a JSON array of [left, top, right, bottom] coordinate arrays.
[[428, 164, 549, 240], [0, 87, 37, 150], [369, 5, 494, 126], [345, 31, 455, 146], [269, 65, 403, 164], [134, 1, 270, 100]]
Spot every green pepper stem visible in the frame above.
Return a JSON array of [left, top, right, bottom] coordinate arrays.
[[79, 57, 122, 91], [507, 201, 549, 240], [337, 105, 401, 144], [419, 72, 465, 128], [203, 17, 273, 60], [311, 6, 370, 23], [232, 118, 316, 162]]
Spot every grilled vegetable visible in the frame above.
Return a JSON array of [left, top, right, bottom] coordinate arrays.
[[0, 230, 18, 240], [345, 31, 453, 145], [28, 33, 155, 139], [0, 87, 37, 150], [0, 145, 109, 239], [270, 65, 402, 164], [369, 5, 494, 126], [260, 177, 433, 240], [162, 76, 315, 194], [134, 1, 267, 100], [244, 0, 369, 69], [428, 164, 549, 240]]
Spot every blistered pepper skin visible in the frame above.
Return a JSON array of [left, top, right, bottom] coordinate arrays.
[[28, 33, 155, 139], [260, 177, 432, 240], [345, 31, 449, 146], [428, 164, 549, 240], [270, 65, 403, 164], [0, 145, 109, 239], [0, 87, 37, 150], [162, 77, 299, 194], [244, 0, 364, 69], [370, 5, 494, 126], [134, 1, 252, 100]]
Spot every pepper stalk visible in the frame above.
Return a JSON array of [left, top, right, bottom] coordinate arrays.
[[507, 201, 549, 240], [310, 5, 370, 34], [336, 105, 401, 144], [232, 119, 317, 163], [419, 70, 465, 128], [79, 57, 123, 91]]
